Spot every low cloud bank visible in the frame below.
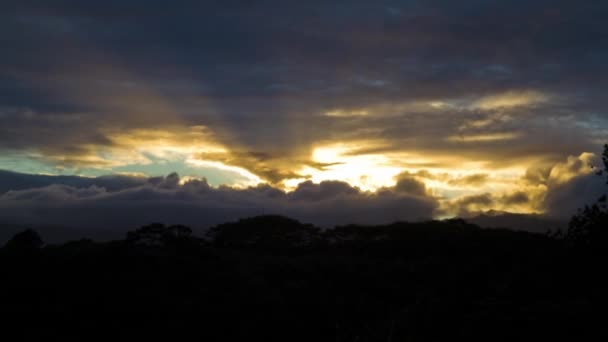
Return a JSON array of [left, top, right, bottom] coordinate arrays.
[[0, 171, 438, 236]]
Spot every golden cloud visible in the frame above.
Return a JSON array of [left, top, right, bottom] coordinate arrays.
[[446, 132, 521, 143], [471, 90, 548, 110]]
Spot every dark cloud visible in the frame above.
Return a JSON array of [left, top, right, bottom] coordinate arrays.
[[193, 151, 302, 184], [447, 174, 489, 187], [449, 193, 495, 215], [0, 172, 438, 234], [393, 175, 428, 197], [0, 0, 606, 170], [289, 180, 359, 201], [443, 190, 536, 218], [502, 191, 530, 206], [543, 173, 608, 219]]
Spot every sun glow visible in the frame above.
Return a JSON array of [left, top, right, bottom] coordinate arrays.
[[274, 140, 554, 217], [293, 143, 403, 191], [24, 120, 592, 219]]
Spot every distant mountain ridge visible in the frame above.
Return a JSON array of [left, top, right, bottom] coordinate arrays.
[[468, 210, 566, 234]]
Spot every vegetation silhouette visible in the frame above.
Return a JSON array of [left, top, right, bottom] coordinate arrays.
[[4, 228, 43, 252], [126, 223, 196, 246], [0, 146, 606, 341], [208, 215, 323, 249], [1, 216, 606, 341]]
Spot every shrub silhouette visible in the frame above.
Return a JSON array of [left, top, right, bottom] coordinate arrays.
[[126, 223, 168, 246], [167, 224, 193, 239], [126, 223, 196, 247], [567, 196, 608, 247], [208, 215, 322, 249]]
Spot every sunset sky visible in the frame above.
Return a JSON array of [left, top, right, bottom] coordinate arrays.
[[1, 1, 607, 230]]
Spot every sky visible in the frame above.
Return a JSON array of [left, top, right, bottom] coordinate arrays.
[[1, 1, 607, 231]]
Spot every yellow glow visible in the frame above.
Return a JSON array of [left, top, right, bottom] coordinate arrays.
[[278, 140, 555, 217], [472, 90, 547, 110], [39, 126, 264, 187], [429, 101, 448, 109], [185, 158, 262, 186], [34, 123, 589, 218], [282, 177, 309, 190], [325, 109, 369, 117], [108, 127, 263, 186], [106, 126, 227, 161], [294, 143, 404, 191], [547, 152, 596, 185], [312, 145, 351, 163], [447, 132, 520, 142]]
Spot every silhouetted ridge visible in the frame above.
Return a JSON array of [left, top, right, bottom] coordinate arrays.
[[3, 228, 43, 252]]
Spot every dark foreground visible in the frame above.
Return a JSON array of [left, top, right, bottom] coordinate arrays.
[[1, 216, 605, 341]]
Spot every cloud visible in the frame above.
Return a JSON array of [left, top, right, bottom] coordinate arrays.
[[503, 191, 530, 206], [441, 190, 536, 218], [393, 173, 429, 197], [2, 2, 606, 165], [447, 174, 489, 187], [0, 171, 439, 232], [1, 150, 606, 238], [191, 150, 300, 184], [471, 90, 548, 110], [446, 132, 521, 143], [439, 152, 608, 218], [542, 173, 607, 219], [0, 1, 606, 216], [545, 152, 597, 186], [539, 153, 608, 218], [289, 180, 359, 201]]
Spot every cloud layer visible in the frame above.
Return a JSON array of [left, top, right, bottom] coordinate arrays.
[[0, 1, 607, 222], [0, 172, 438, 232], [1, 155, 606, 240]]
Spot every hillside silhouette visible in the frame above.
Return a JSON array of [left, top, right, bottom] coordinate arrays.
[[1, 214, 606, 341]]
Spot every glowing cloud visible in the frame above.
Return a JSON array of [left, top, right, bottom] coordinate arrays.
[[472, 90, 548, 110], [446, 132, 521, 143], [325, 109, 370, 117], [185, 159, 262, 187], [290, 143, 403, 191]]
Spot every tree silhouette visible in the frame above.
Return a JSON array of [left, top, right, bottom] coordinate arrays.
[[167, 224, 192, 239], [126, 223, 168, 246], [4, 229, 43, 251], [208, 215, 322, 249], [126, 223, 195, 246]]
